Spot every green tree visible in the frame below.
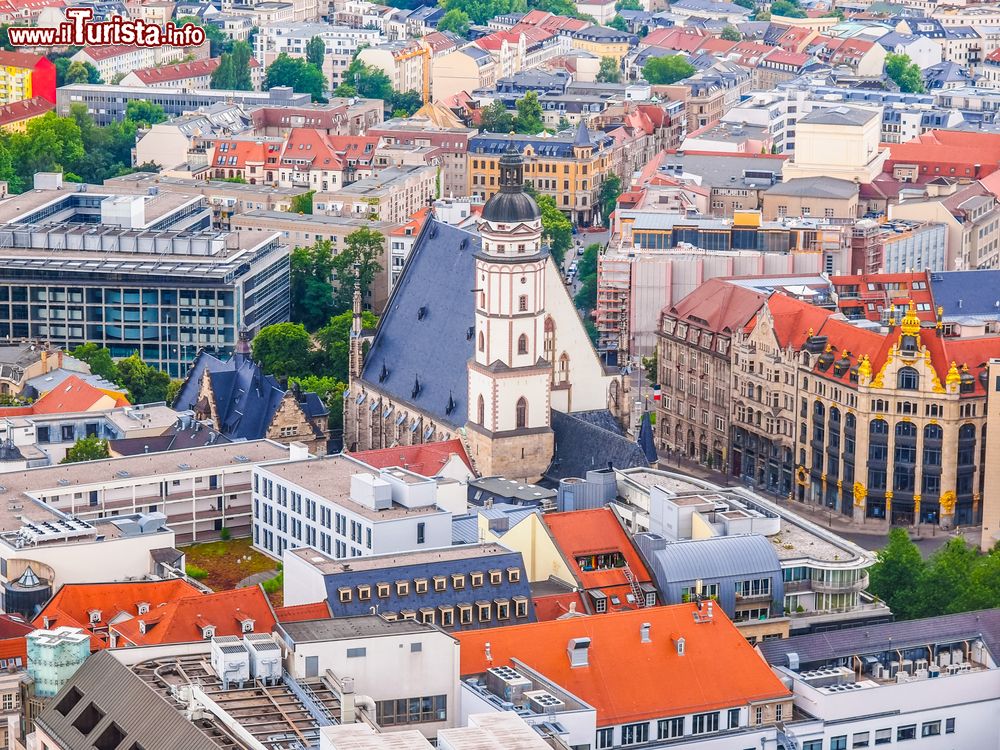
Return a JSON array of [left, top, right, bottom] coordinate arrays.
[[55, 58, 102, 86], [210, 54, 236, 89], [578, 243, 600, 279], [61, 436, 111, 464], [598, 174, 621, 227], [177, 15, 230, 56], [534, 192, 572, 265], [290, 190, 315, 214], [289, 374, 349, 431], [295, 63, 328, 102], [597, 56, 621, 83], [389, 90, 423, 116], [125, 100, 166, 128], [514, 90, 543, 133], [70, 343, 119, 383], [437, 8, 471, 36], [166, 378, 184, 406], [306, 35, 326, 68], [770, 0, 806, 16], [211, 40, 255, 91], [917, 537, 978, 617], [885, 52, 924, 93], [116, 353, 171, 403], [575, 274, 597, 311], [479, 100, 514, 133], [290, 239, 337, 331], [868, 528, 926, 620], [313, 310, 379, 381], [641, 349, 657, 385], [721, 24, 741, 41], [265, 53, 328, 101], [439, 0, 523, 25], [0, 139, 21, 194], [252, 322, 314, 378], [335, 58, 392, 101], [331, 227, 384, 312], [608, 15, 629, 31], [755, 9, 771, 19], [615, 0, 642, 9], [642, 55, 696, 85], [733, 0, 755, 7], [10, 113, 85, 181]]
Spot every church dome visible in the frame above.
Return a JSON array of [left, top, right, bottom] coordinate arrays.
[[481, 141, 541, 224]]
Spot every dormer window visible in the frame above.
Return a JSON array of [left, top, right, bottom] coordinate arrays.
[[88, 610, 101, 624], [138, 621, 147, 635], [137, 602, 150, 616], [241, 619, 255, 634], [202, 625, 216, 640]]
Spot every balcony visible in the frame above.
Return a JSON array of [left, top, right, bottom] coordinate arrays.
[[811, 572, 869, 594], [735, 591, 773, 604]]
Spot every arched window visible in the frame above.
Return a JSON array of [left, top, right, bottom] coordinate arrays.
[[478, 331, 485, 352], [477, 395, 485, 425], [543, 317, 556, 362], [516, 397, 527, 429], [518, 295, 528, 312], [558, 352, 569, 383], [517, 334, 528, 355], [897, 366, 919, 391]]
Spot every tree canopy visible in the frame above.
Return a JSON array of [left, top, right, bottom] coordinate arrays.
[[124, 100, 166, 128], [290, 239, 337, 331], [61, 436, 111, 464], [597, 56, 621, 83], [290, 191, 315, 214], [265, 53, 328, 101], [252, 322, 314, 379], [770, 0, 806, 16], [307, 36, 326, 68], [514, 90, 544, 134], [721, 25, 742, 41], [599, 174, 621, 227], [885, 52, 924, 93], [332, 227, 384, 312], [642, 55, 695, 85], [177, 16, 230, 56], [117, 353, 171, 403], [437, 8, 471, 36], [211, 41, 255, 91], [479, 100, 513, 133]]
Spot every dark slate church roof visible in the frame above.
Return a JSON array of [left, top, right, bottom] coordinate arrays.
[[361, 219, 478, 429], [545, 410, 651, 481], [174, 351, 327, 441]]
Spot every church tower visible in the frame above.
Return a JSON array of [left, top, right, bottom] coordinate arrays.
[[465, 142, 554, 481]]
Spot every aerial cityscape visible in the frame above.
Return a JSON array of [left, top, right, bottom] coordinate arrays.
[[0, 0, 996, 748]]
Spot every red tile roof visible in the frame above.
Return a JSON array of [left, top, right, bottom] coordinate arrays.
[[389, 206, 431, 237], [349, 438, 474, 476], [111, 587, 277, 646], [668, 278, 769, 335], [212, 139, 282, 171], [0, 374, 129, 418], [130, 57, 260, 85], [274, 601, 332, 623], [0, 50, 47, 68], [35, 579, 203, 650], [0, 95, 52, 126], [543, 507, 654, 597], [532, 591, 588, 621], [456, 605, 791, 725], [887, 130, 1000, 177], [0, 613, 33, 640]]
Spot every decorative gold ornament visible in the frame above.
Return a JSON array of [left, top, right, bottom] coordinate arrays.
[[940, 490, 956, 514], [853, 481, 867, 508]]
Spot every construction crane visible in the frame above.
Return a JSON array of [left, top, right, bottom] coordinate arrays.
[[394, 40, 432, 104]]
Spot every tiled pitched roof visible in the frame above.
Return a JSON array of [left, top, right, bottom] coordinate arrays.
[[543, 507, 654, 594], [274, 601, 332, 623], [0, 374, 129, 418], [668, 277, 768, 334], [0, 95, 52, 126], [456, 605, 791, 724], [348, 438, 474, 476]]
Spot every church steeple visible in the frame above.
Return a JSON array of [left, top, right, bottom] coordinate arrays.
[[349, 264, 363, 381]]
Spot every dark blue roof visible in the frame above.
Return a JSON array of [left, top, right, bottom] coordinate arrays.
[[470, 131, 612, 158], [545, 410, 651, 481], [174, 350, 327, 441], [931, 270, 1000, 317], [361, 220, 478, 429]]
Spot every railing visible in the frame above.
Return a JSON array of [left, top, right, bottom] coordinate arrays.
[[810, 572, 869, 594]]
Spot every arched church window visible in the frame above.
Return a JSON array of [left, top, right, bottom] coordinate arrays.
[[516, 397, 527, 429], [478, 331, 485, 352], [558, 352, 569, 384], [478, 395, 485, 425], [518, 334, 528, 355]]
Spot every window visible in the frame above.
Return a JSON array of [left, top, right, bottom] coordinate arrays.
[[338, 587, 352, 603], [946, 719, 955, 734], [518, 295, 528, 311], [358, 585, 371, 601], [658, 718, 683, 740], [376, 695, 447, 726], [596, 728, 614, 749], [416, 522, 425, 545], [874, 728, 892, 745], [477, 601, 491, 621], [396, 581, 409, 596], [691, 712, 719, 735], [414, 579, 428, 594], [852, 732, 870, 748], [897, 366, 919, 390], [496, 599, 510, 619], [458, 604, 473, 624], [452, 574, 465, 589], [477, 395, 485, 424], [516, 397, 528, 429], [439, 607, 454, 627], [55, 687, 83, 717], [72, 703, 105, 735], [489, 569, 502, 584], [347, 647, 366, 658], [508, 568, 521, 582], [514, 597, 529, 617], [433, 576, 447, 592], [802, 743, 822, 750], [620, 723, 649, 745], [377, 583, 390, 598], [897, 725, 916, 741], [95, 723, 126, 750], [728, 708, 740, 728], [921, 722, 941, 737], [831, 736, 847, 750]]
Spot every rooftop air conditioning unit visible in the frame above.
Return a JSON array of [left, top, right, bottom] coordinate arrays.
[[486, 666, 533, 707], [243, 633, 282, 684], [210, 636, 250, 689], [525, 690, 565, 714]]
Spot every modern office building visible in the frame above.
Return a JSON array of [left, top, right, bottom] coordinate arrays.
[[0, 177, 290, 376]]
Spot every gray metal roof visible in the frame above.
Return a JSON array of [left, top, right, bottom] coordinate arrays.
[[764, 176, 859, 199], [279, 615, 430, 643], [638, 533, 782, 584], [798, 105, 878, 126], [758, 609, 1000, 668], [36, 650, 219, 750]]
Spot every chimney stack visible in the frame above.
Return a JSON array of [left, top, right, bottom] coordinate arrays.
[[640, 622, 651, 643]]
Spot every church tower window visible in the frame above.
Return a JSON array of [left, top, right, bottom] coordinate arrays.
[[516, 397, 528, 429], [519, 295, 528, 312], [478, 331, 485, 352], [478, 396, 485, 425], [518, 334, 528, 355]]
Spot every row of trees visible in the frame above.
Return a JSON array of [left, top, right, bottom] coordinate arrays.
[[575, 243, 601, 344], [210, 41, 256, 91], [480, 90, 544, 134], [332, 59, 423, 117], [868, 529, 1000, 620], [0, 102, 165, 194], [70, 344, 176, 405]]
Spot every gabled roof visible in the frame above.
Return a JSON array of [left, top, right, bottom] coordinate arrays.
[[764, 290, 836, 349], [0, 374, 129, 418], [274, 601, 332, 623], [668, 277, 768, 335], [111, 587, 277, 646], [0, 95, 53, 126], [543, 507, 654, 592], [546, 410, 651, 481], [349, 438, 474, 476], [456, 605, 791, 725], [34, 579, 202, 649], [764, 175, 859, 199]]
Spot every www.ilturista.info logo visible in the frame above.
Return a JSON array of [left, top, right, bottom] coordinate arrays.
[[8, 8, 206, 48]]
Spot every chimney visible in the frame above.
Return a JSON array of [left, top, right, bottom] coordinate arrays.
[[341, 676, 356, 724], [640, 622, 651, 643], [57, 350, 63, 369], [673, 634, 685, 656], [568, 637, 591, 667]]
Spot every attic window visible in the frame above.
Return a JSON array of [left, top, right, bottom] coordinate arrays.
[[507, 567, 521, 583], [55, 686, 83, 717], [241, 619, 255, 634], [95, 722, 126, 750], [88, 610, 102, 624], [72, 702, 105, 735], [339, 586, 353, 603], [202, 625, 215, 640], [136, 602, 150, 616], [433, 575, 447, 592], [489, 569, 502, 584]]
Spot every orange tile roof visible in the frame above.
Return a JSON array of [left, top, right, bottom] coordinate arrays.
[[111, 587, 277, 646], [765, 291, 836, 349], [543, 508, 654, 594], [532, 591, 588, 621], [35, 579, 202, 649], [212, 139, 281, 171], [0, 50, 47, 67], [389, 206, 431, 237], [456, 605, 791, 724], [349, 438, 474, 476], [274, 601, 332, 623], [0, 374, 129, 418]]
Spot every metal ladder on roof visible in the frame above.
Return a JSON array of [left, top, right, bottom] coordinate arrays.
[[623, 564, 646, 608]]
